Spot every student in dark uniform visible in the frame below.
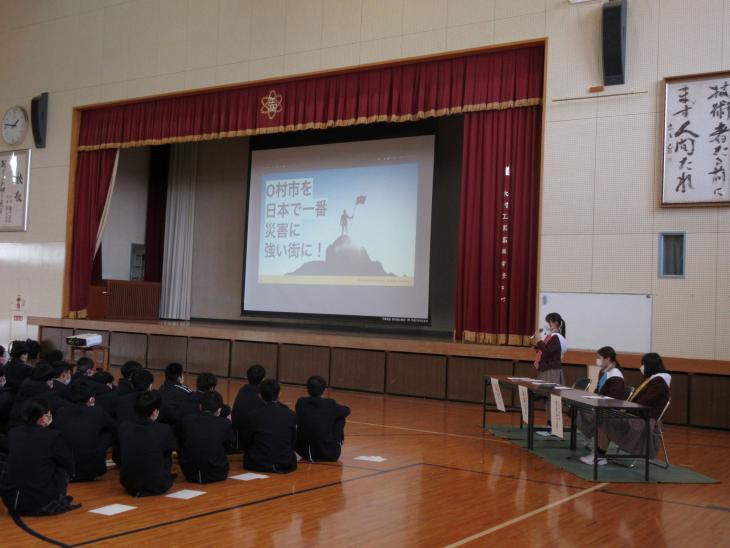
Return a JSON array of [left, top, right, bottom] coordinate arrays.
[[89, 370, 115, 396], [51, 362, 72, 395], [114, 368, 155, 424], [581, 353, 671, 466], [179, 391, 235, 484], [241, 379, 297, 474], [4, 341, 32, 392], [186, 373, 231, 419], [119, 391, 178, 497], [295, 376, 350, 462], [117, 361, 144, 397], [8, 363, 67, 430], [72, 356, 95, 381], [52, 380, 116, 481], [0, 398, 80, 516], [576, 346, 626, 442], [158, 362, 192, 424], [531, 312, 568, 436], [232, 365, 266, 449]]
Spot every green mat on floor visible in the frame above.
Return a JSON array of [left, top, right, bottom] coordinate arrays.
[[488, 425, 718, 484]]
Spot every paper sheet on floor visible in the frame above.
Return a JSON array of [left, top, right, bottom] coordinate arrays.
[[354, 456, 387, 462], [89, 504, 136, 516], [166, 489, 206, 500], [230, 472, 269, 481]]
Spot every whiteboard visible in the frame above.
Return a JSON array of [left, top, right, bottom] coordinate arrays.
[[538, 292, 652, 353]]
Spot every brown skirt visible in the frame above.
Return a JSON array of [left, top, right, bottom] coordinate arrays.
[[603, 416, 661, 458]]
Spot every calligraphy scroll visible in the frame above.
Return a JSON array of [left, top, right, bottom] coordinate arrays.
[[0, 149, 31, 231], [663, 72, 730, 206]]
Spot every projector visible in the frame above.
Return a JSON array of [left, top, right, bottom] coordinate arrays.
[[65, 333, 103, 347]]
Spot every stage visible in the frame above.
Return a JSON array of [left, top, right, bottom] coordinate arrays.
[[30, 317, 730, 430]]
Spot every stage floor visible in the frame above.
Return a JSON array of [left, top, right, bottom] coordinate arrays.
[[3, 370, 730, 546]]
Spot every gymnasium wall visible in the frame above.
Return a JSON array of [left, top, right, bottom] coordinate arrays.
[[0, 0, 728, 360]]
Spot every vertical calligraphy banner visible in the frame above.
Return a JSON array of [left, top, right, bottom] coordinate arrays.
[[663, 73, 730, 206]]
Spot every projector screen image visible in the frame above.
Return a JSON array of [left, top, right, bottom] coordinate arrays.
[[243, 135, 435, 320]]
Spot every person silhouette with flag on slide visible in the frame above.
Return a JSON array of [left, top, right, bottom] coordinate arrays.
[[340, 195, 367, 235]]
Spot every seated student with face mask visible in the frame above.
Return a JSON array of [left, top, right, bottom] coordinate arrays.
[[295, 376, 351, 462], [119, 391, 178, 497], [72, 357, 95, 382], [51, 362, 72, 394], [241, 379, 297, 474], [179, 390, 235, 484], [581, 353, 671, 466], [113, 368, 155, 424], [117, 361, 144, 396], [1, 398, 80, 516], [52, 380, 116, 482], [576, 346, 626, 442], [8, 363, 67, 430], [5, 341, 32, 392]]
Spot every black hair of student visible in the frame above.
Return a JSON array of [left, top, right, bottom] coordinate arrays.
[[121, 360, 143, 379], [165, 362, 184, 382], [9, 340, 29, 359], [25, 339, 41, 360], [597, 346, 622, 371], [196, 372, 218, 392], [134, 390, 162, 418], [43, 349, 64, 364], [91, 370, 114, 385], [31, 362, 55, 382], [259, 379, 280, 403], [52, 362, 71, 377], [0, 344, 5, 357], [76, 356, 94, 372], [545, 312, 566, 337], [66, 380, 94, 404], [246, 364, 266, 385], [306, 375, 327, 397], [641, 353, 666, 379], [131, 368, 154, 391], [23, 397, 50, 424], [201, 390, 224, 413]]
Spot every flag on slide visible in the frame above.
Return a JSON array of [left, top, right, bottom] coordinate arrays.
[[356, 195, 367, 205]]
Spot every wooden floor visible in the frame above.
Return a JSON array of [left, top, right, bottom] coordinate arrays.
[[3, 371, 730, 547]]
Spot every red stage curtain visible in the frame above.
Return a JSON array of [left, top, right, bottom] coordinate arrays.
[[77, 45, 544, 150], [144, 145, 169, 282], [70, 150, 118, 311], [455, 106, 542, 346]]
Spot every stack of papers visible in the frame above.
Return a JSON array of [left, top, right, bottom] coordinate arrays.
[[230, 472, 269, 481]]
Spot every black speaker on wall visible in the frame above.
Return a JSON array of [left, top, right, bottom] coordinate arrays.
[[602, 0, 627, 86], [31, 92, 48, 149]]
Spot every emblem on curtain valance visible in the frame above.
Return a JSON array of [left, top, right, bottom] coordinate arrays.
[[261, 89, 283, 120]]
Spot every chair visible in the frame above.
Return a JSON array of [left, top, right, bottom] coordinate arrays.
[[572, 377, 591, 391], [651, 398, 671, 469], [623, 386, 634, 400]]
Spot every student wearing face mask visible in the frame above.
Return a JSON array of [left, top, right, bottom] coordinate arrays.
[[0, 398, 79, 515], [580, 353, 671, 466], [576, 346, 626, 442], [531, 312, 567, 436]]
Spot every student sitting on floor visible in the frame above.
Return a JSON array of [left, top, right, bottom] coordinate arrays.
[[51, 362, 72, 395], [72, 356, 95, 381], [89, 370, 115, 395], [576, 346, 626, 443], [119, 391, 178, 497], [53, 380, 116, 481], [187, 373, 231, 418], [159, 362, 193, 424], [114, 368, 155, 424], [179, 390, 235, 484], [4, 341, 32, 392], [116, 361, 144, 397], [0, 398, 80, 516], [241, 379, 297, 474], [232, 365, 266, 449], [8, 363, 67, 430], [295, 376, 351, 462], [581, 352, 671, 466]]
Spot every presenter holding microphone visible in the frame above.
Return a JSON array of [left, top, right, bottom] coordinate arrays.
[[531, 312, 567, 436]]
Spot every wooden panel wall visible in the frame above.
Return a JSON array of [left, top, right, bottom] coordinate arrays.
[[689, 375, 730, 429], [39, 326, 75, 359], [109, 332, 147, 366], [447, 357, 515, 405], [231, 341, 278, 380], [278, 344, 330, 385], [330, 348, 385, 392], [187, 338, 230, 376], [147, 335, 188, 371], [387, 352, 446, 399]]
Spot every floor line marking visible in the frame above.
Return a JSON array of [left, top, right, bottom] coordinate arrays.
[[349, 420, 512, 443], [442, 482, 609, 548]]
